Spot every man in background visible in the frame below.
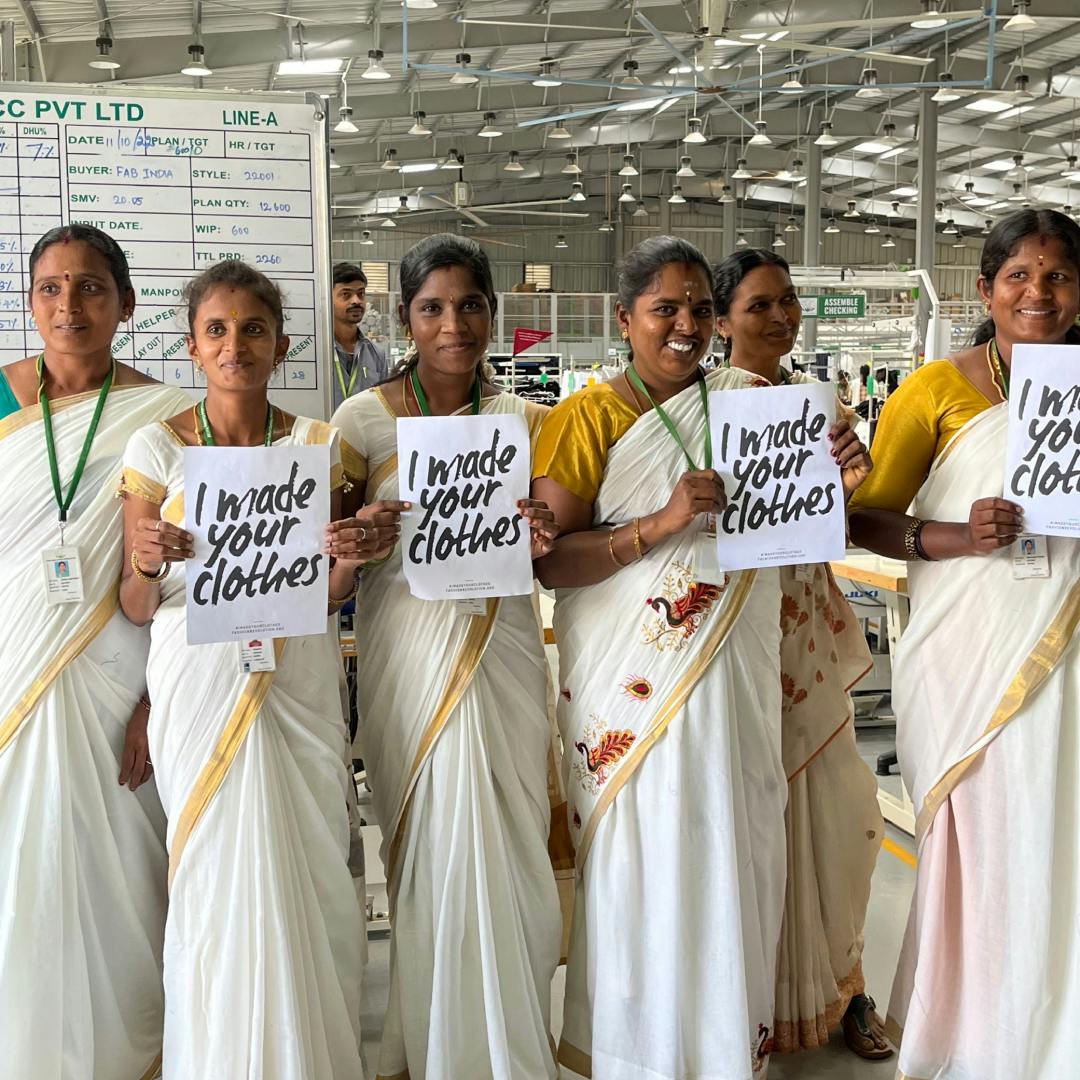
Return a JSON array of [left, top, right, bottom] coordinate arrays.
[[332, 262, 389, 407]]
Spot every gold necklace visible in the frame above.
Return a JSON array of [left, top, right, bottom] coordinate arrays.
[[986, 339, 1007, 403], [623, 372, 646, 415], [401, 372, 414, 416]]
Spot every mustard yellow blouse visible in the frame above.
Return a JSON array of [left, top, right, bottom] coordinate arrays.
[[851, 360, 994, 514], [532, 382, 640, 504]]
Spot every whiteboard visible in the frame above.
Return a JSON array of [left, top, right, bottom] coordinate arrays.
[[0, 83, 332, 419]]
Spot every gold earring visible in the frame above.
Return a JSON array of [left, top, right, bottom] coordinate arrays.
[[405, 327, 413, 342], [621, 329, 629, 341], [984, 301, 991, 315]]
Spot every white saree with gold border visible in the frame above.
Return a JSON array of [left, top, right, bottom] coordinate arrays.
[[887, 402, 1080, 1080], [120, 416, 366, 1080], [0, 382, 190, 1080], [553, 369, 787, 1080], [331, 387, 561, 1080]]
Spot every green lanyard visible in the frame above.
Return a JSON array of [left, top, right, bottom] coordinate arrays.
[[410, 368, 481, 416], [989, 338, 1010, 399], [334, 355, 359, 399], [195, 399, 275, 446], [37, 354, 114, 535], [628, 366, 712, 470]]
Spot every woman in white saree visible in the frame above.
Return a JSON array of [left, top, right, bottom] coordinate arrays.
[[533, 237, 857, 1080], [0, 224, 190, 1080], [119, 260, 373, 1079], [330, 235, 562, 1080], [714, 248, 886, 1061], [850, 209, 1080, 1079]]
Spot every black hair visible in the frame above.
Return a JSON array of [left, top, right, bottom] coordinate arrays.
[[28, 223, 133, 295], [712, 248, 791, 317], [332, 262, 368, 288], [616, 235, 713, 311], [182, 260, 285, 337], [972, 209, 1080, 346]]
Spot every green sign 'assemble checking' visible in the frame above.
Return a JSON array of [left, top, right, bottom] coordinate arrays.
[[801, 294, 866, 319]]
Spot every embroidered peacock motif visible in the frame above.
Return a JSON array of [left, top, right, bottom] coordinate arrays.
[[571, 715, 637, 795], [642, 561, 729, 651]]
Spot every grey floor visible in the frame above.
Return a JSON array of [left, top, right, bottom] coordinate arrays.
[[358, 724, 916, 1078]]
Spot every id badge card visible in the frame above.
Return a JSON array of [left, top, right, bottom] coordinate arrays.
[[42, 546, 84, 605], [1012, 534, 1051, 580], [693, 515, 727, 586], [238, 638, 277, 673], [455, 597, 490, 617]]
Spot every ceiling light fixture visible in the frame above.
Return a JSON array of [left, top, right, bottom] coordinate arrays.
[[748, 120, 772, 147], [381, 148, 399, 171], [633, 203, 649, 218], [1008, 182, 1026, 202], [181, 43, 212, 77], [825, 217, 840, 233], [1064, 155, 1080, 181], [855, 67, 883, 99], [843, 199, 861, 219], [555, 234, 569, 249], [881, 233, 896, 248], [864, 220, 881, 234], [684, 116, 707, 144], [362, 49, 391, 80], [504, 150, 524, 172], [619, 154, 638, 176], [1004, 1, 1037, 33], [731, 158, 753, 180], [89, 34, 120, 70], [400, 161, 439, 173], [478, 112, 503, 137], [772, 233, 786, 248], [620, 59, 643, 88], [533, 58, 561, 88], [441, 148, 463, 169], [562, 153, 582, 175], [677, 156, 696, 178], [618, 183, 636, 203], [942, 218, 958, 234], [598, 218, 614, 232], [718, 184, 735, 204], [380, 217, 397, 227], [548, 124, 572, 140], [668, 185, 686, 204], [334, 106, 358, 134], [785, 216, 800, 233], [931, 72, 962, 102], [815, 121, 839, 148], [398, 195, 411, 212], [779, 76, 804, 94], [408, 111, 432, 136], [450, 52, 478, 85], [912, 0, 948, 30], [329, 147, 341, 169], [735, 233, 749, 248], [360, 230, 374, 246], [890, 184, 919, 197], [568, 181, 587, 202]]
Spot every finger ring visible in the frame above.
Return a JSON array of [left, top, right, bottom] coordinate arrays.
[[358, 527, 367, 540], [156, 520, 163, 533]]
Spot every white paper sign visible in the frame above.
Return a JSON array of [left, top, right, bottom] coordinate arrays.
[[184, 444, 331, 644], [1004, 343, 1080, 537], [398, 413, 533, 601], [708, 381, 846, 571]]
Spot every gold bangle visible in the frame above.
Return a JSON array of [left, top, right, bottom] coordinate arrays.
[[632, 518, 643, 560], [330, 570, 360, 609], [131, 549, 169, 583], [903, 517, 926, 561], [608, 527, 627, 568]]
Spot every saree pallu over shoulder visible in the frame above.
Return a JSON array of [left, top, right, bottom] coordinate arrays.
[[894, 403, 1080, 845]]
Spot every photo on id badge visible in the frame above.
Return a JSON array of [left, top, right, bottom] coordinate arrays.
[[42, 546, 84, 605], [1013, 533, 1051, 580]]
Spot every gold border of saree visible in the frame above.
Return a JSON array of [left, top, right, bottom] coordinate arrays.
[[573, 569, 758, 869]]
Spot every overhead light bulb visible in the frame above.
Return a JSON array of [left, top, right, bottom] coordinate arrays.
[[619, 154, 638, 176], [619, 184, 636, 204], [633, 203, 648, 218], [478, 112, 503, 138], [864, 220, 881, 234], [450, 52, 478, 85], [598, 218, 614, 232], [785, 216, 800, 233], [380, 217, 397, 228], [772, 233, 785, 248], [668, 185, 686, 205], [779, 77, 804, 94], [89, 35, 120, 70], [568, 181, 587, 202], [960, 181, 979, 203], [398, 195, 411, 212], [731, 158, 752, 180], [843, 199, 861, 219], [504, 150, 524, 172], [620, 59, 643, 88], [912, 1, 948, 30], [408, 111, 432, 136], [778, 158, 806, 182], [953, 236, 966, 248], [1007, 73, 1035, 103], [329, 147, 341, 169], [441, 148, 463, 169], [334, 106, 358, 134], [942, 218, 958, 234], [181, 43, 212, 77], [1007, 153, 1027, 179], [891, 201, 901, 214], [932, 72, 962, 102], [548, 124, 572, 140], [381, 148, 399, 171], [825, 217, 840, 233], [815, 121, 839, 148], [982, 219, 993, 234], [1008, 182, 1026, 202], [683, 116, 707, 144], [362, 49, 391, 80], [855, 68, 883, 99], [718, 184, 734, 204], [748, 120, 771, 147], [533, 58, 561, 88], [1064, 155, 1080, 181], [555, 234, 569, 249], [561, 153, 582, 175], [676, 156, 696, 178], [735, 233, 749, 248], [360, 230, 374, 246], [1004, 1, 1037, 33], [882, 233, 897, 248]]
